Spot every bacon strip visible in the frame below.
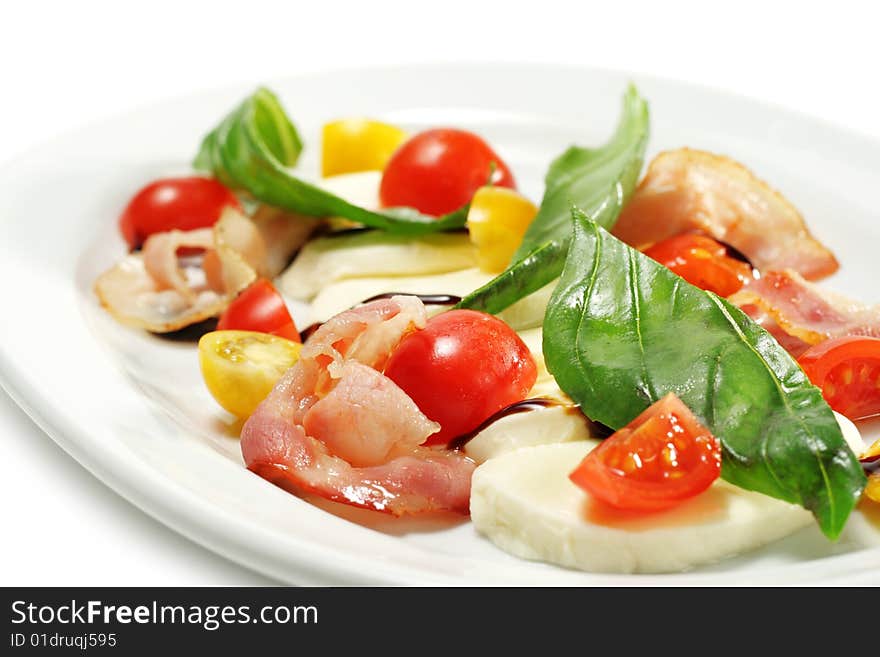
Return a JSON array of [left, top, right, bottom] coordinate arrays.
[[730, 270, 880, 353], [612, 149, 838, 280], [95, 207, 318, 333], [142, 228, 215, 299], [240, 296, 475, 515]]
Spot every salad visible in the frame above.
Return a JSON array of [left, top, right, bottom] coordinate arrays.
[[94, 85, 880, 574]]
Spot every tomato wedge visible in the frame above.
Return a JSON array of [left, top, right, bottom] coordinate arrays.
[[569, 394, 722, 512], [642, 233, 754, 297], [217, 279, 301, 343], [798, 336, 880, 421]]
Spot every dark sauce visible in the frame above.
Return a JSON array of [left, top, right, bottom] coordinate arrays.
[[299, 292, 463, 342], [361, 292, 462, 306], [299, 322, 322, 341], [321, 226, 469, 239], [861, 452, 880, 476], [152, 317, 218, 343], [718, 239, 754, 268], [448, 398, 611, 450], [321, 226, 374, 239]]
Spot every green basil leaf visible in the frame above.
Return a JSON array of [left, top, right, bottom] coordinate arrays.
[[457, 85, 649, 313], [193, 87, 467, 236], [454, 241, 566, 316], [543, 208, 865, 539]]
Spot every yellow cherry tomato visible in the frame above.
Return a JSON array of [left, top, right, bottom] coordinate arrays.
[[866, 473, 880, 504], [321, 118, 408, 177], [863, 437, 880, 461], [863, 437, 880, 504], [466, 186, 539, 273], [199, 330, 301, 418]]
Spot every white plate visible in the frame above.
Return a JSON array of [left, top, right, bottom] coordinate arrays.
[[1, 63, 879, 585]]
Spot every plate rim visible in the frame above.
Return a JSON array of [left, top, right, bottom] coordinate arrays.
[[2, 61, 879, 586]]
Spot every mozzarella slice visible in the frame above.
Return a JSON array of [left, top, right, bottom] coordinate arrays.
[[471, 441, 815, 574], [316, 171, 383, 210], [834, 411, 867, 455], [307, 268, 493, 322], [465, 405, 595, 463], [278, 230, 478, 300], [496, 281, 556, 331]]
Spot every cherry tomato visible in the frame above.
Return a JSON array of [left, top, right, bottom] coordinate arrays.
[[569, 394, 721, 512], [798, 336, 880, 421], [384, 309, 536, 445], [642, 233, 754, 297], [217, 279, 301, 343], [467, 186, 539, 273], [119, 176, 240, 250], [199, 330, 302, 419], [379, 128, 516, 216]]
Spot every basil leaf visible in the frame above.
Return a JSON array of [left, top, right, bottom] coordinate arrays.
[[543, 208, 865, 539], [457, 85, 649, 313], [193, 87, 467, 236], [454, 241, 566, 316]]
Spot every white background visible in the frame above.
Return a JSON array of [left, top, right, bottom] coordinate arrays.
[[1, 0, 878, 585]]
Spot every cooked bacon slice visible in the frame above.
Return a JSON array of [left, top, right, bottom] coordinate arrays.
[[730, 270, 880, 353], [240, 296, 475, 515], [737, 303, 812, 358], [95, 210, 257, 332], [142, 228, 215, 299], [250, 206, 320, 278], [612, 149, 838, 280], [95, 207, 318, 333]]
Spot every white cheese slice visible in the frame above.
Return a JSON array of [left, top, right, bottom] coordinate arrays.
[[306, 268, 492, 322], [471, 441, 816, 573], [464, 405, 596, 463], [834, 411, 867, 455], [315, 171, 382, 210], [278, 230, 478, 300]]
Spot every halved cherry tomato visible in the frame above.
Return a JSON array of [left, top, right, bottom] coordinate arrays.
[[379, 128, 516, 216], [322, 118, 408, 177], [217, 279, 301, 343], [199, 330, 302, 418], [865, 474, 880, 504], [467, 186, 539, 273], [642, 233, 754, 297], [569, 393, 721, 512], [384, 309, 536, 445], [119, 176, 241, 250], [798, 336, 880, 421], [862, 438, 880, 503]]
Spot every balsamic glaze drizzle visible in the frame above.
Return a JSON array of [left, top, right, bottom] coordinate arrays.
[[300, 292, 462, 341], [449, 398, 582, 450], [361, 292, 462, 305], [861, 452, 880, 476]]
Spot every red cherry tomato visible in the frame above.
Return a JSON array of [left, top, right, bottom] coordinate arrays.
[[569, 394, 721, 512], [642, 233, 754, 297], [798, 336, 880, 421], [217, 279, 301, 343], [384, 309, 536, 445], [119, 176, 240, 250], [379, 128, 516, 216]]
